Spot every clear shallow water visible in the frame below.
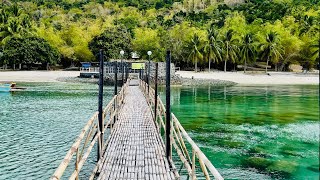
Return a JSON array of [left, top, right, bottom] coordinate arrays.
[[0, 82, 114, 179], [0, 83, 318, 179], [159, 85, 319, 180]]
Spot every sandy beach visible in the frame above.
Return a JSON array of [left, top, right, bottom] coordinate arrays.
[[0, 71, 80, 82], [0, 70, 319, 85], [177, 71, 319, 85]]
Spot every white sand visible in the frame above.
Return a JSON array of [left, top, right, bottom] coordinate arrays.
[[0, 70, 318, 85], [177, 71, 319, 85], [0, 71, 80, 82]]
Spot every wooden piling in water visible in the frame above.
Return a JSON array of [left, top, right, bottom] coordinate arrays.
[[165, 50, 171, 161], [154, 63, 158, 121], [98, 49, 104, 161], [114, 61, 118, 124]]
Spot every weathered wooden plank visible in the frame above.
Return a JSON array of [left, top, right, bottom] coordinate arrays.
[[98, 81, 173, 180]]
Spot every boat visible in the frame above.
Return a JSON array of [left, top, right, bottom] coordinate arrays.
[[0, 83, 13, 92], [0, 83, 27, 92]]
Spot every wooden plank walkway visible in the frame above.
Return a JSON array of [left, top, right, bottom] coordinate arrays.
[[97, 80, 174, 180]]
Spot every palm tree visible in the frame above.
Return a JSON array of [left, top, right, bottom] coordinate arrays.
[[0, 9, 9, 24], [240, 33, 256, 73], [299, 15, 315, 36], [221, 29, 238, 72], [311, 39, 319, 59], [0, 18, 23, 45], [259, 32, 283, 73], [205, 28, 221, 72], [187, 34, 203, 72], [11, 3, 21, 17]]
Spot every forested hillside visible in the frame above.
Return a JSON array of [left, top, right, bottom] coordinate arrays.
[[0, 0, 319, 71]]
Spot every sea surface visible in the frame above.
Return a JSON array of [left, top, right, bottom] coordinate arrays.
[[0, 82, 113, 179], [0, 82, 318, 179], [159, 85, 319, 180]]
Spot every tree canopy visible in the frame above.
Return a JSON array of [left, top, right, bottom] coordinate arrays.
[[3, 36, 60, 66], [89, 26, 132, 60], [0, 0, 319, 71]]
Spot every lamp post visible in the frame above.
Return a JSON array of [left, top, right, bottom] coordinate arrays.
[[120, 50, 124, 86], [147, 51, 152, 95]]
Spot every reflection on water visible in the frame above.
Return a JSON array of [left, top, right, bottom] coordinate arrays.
[[160, 85, 319, 179], [0, 82, 114, 179]]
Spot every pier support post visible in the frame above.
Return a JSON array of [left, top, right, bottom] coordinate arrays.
[[148, 58, 150, 96], [165, 50, 171, 161], [154, 63, 158, 121], [121, 61, 124, 86], [114, 61, 118, 124], [98, 49, 104, 161], [114, 61, 118, 95], [145, 66, 147, 93], [127, 66, 129, 81]]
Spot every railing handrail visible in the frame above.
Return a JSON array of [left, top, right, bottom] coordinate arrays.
[[172, 114, 223, 180], [50, 81, 129, 180], [139, 80, 223, 180], [50, 112, 99, 180]]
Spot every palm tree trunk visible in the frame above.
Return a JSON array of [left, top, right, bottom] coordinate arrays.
[[225, 45, 228, 73], [266, 57, 269, 74], [195, 59, 198, 72], [244, 59, 247, 73], [194, 57, 197, 73], [208, 59, 211, 72]]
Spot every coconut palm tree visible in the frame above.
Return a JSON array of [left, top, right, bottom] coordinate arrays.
[[259, 32, 283, 73], [221, 29, 238, 72], [240, 33, 256, 73], [187, 34, 203, 72], [311, 39, 319, 59], [299, 15, 315, 36], [0, 18, 23, 45], [205, 28, 221, 72]]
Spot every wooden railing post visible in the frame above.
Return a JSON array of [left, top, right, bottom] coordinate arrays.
[[154, 63, 158, 121], [165, 50, 171, 161], [75, 148, 80, 180], [121, 60, 124, 86], [98, 49, 104, 161], [114, 62, 118, 124], [192, 149, 196, 180], [148, 59, 150, 96]]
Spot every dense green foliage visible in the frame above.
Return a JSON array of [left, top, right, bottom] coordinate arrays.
[[89, 26, 132, 60], [0, 0, 319, 71], [3, 36, 60, 67]]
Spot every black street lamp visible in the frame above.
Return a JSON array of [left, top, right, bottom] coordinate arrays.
[[120, 50, 124, 86], [147, 51, 152, 95]]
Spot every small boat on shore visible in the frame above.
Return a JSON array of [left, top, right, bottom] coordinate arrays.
[[0, 83, 27, 92], [0, 83, 12, 92]]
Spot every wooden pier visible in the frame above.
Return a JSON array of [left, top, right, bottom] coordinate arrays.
[[51, 79, 223, 180], [97, 80, 174, 179]]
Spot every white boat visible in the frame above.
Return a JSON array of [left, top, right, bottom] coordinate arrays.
[[0, 83, 13, 92]]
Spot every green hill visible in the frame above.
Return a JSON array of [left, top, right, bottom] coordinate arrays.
[[0, 0, 319, 71]]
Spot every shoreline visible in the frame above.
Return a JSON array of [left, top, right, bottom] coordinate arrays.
[[176, 71, 319, 85], [0, 70, 318, 86]]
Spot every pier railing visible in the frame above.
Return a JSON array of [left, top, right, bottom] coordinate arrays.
[[140, 80, 223, 180], [51, 81, 129, 180]]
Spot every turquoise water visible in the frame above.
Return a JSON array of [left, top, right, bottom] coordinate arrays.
[[0, 83, 318, 179], [0, 82, 114, 179], [160, 85, 319, 179]]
